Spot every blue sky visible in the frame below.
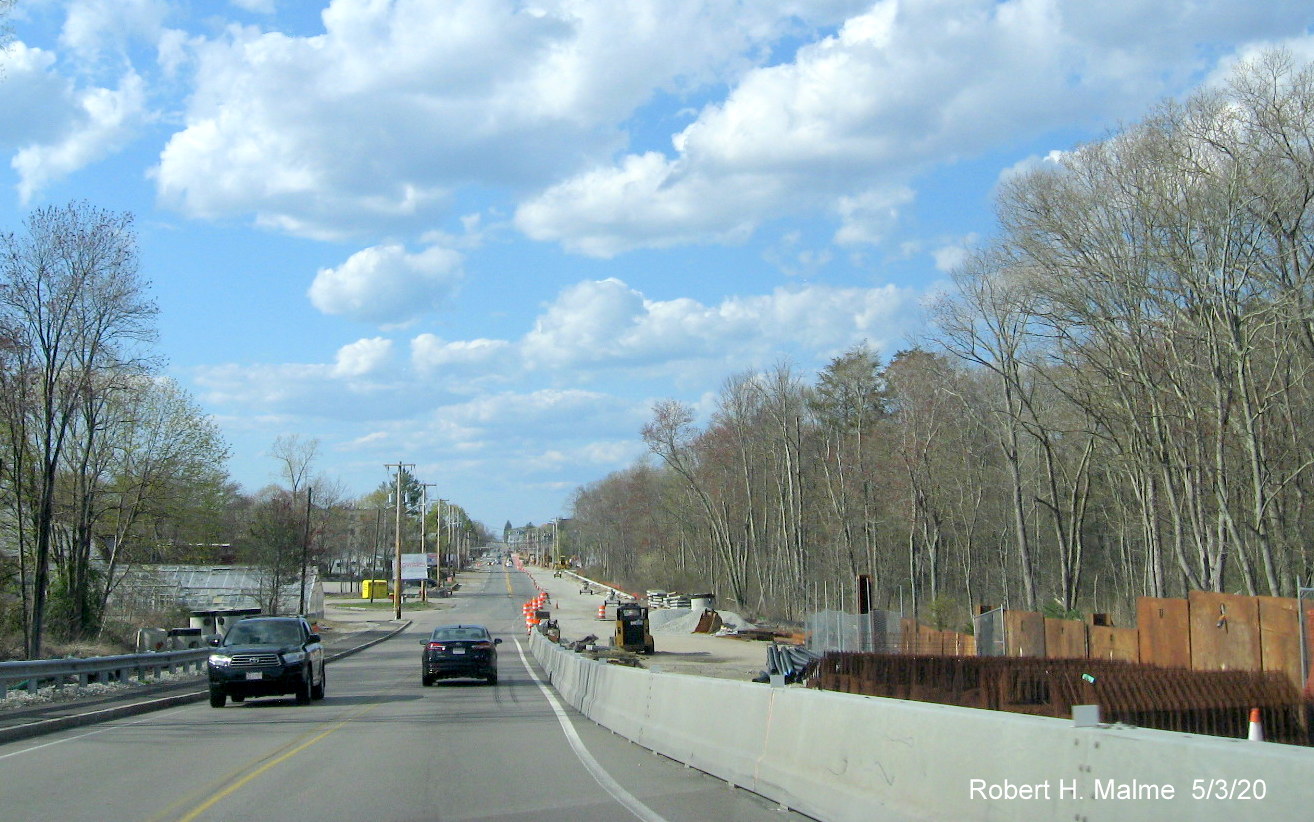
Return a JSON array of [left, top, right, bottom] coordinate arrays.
[[2, 0, 1312, 530]]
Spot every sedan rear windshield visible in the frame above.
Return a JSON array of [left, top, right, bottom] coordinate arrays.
[[430, 627, 489, 642]]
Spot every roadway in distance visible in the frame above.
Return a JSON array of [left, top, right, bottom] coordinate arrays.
[[0, 565, 812, 822]]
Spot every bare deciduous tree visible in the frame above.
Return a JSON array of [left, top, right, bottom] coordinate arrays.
[[0, 202, 156, 657]]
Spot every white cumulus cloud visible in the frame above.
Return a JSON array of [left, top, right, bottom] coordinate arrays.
[[308, 243, 463, 326], [0, 40, 149, 203], [12, 70, 148, 203], [411, 334, 512, 372], [517, 0, 1310, 257], [0, 44, 72, 147], [152, 0, 854, 238], [332, 337, 393, 378], [521, 277, 917, 374], [59, 0, 169, 63]]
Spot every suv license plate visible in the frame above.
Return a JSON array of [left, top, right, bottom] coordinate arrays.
[[245, 672, 263, 680]]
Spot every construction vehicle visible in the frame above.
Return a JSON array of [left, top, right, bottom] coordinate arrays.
[[614, 602, 655, 655]]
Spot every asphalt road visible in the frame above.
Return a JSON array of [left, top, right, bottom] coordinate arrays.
[[0, 565, 809, 821]]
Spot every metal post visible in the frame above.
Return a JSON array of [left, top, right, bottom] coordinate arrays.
[[1299, 584, 1313, 700]]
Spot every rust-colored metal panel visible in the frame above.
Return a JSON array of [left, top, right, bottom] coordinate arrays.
[[1113, 627, 1139, 662], [1137, 596, 1190, 668], [1188, 590, 1261, 672], [1258, 596, 1302, 692], [1044, 618, 1089, 659], [944, 631, 975, 656], [899, 617, 918, 654], [1004, 610, 1046, 658], [809, 651, 1309, 744], [1090, 626, 1139, 662], [1089, 626, 1111, 660]]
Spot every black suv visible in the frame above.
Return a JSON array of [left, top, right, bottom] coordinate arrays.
[[207, 616, 326, 707], [422, 624, 500, 685]]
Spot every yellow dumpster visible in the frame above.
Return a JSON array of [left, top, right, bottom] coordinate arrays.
[[362, 579, 390, 599]]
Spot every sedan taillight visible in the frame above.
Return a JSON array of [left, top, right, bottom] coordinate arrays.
[[427, 642, 445, 651], [471, 641, 493, 650]]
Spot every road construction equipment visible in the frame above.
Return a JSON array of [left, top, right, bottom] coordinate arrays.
[[614, 602, 655, 655]]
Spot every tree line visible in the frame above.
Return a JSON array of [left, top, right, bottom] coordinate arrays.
[[568, 50, 1314, 629], [0, 202, 230, 658], [182, 445, 490, 622], [0, 203, 490, 660]]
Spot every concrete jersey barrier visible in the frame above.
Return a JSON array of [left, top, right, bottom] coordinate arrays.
[[529, 631, 1314, 822]]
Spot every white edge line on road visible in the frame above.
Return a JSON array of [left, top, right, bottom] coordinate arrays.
[[512, 637, 668, 822], [0, 706, 185, 761]]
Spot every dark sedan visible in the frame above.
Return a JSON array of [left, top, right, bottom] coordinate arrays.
[[422, 624, 501, 685], [207, 616, 326, 707]]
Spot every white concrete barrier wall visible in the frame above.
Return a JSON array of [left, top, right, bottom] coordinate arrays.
[[530, 632, 1314, 821]]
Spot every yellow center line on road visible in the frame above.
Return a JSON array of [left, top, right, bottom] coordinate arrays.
[[152, 699, 385, 822]]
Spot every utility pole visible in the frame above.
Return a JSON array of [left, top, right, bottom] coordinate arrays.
[[552, 517, 560, 567], [420, 482, 436, 599], [438, 499, 447, 583], [385, 461, 413, 620], [444, 501, 453, 576], [370, 507, 382, 602], [299, 487, 313, 615]]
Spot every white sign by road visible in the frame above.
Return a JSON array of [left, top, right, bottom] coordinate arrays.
[[396, 553, 430, 581]]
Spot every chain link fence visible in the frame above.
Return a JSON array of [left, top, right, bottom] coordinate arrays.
[[806, 609, 903, 654], [972, 606, 1005, 656]]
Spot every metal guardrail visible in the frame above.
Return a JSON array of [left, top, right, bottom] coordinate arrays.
[[553, 569, 634, 601], [0, 649, 211, 699]]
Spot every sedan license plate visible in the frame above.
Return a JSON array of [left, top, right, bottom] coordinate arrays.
[[451, 647, 466, 655], [245, 672, 263, 680]]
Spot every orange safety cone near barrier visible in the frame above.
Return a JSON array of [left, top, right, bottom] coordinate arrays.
[[1247, 708, 1263, 741], [597, 603, 606, 620]]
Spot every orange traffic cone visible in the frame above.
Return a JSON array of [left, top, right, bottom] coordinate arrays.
[[597, 603, 606, 620], [1247, 708, 1263, 741]]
